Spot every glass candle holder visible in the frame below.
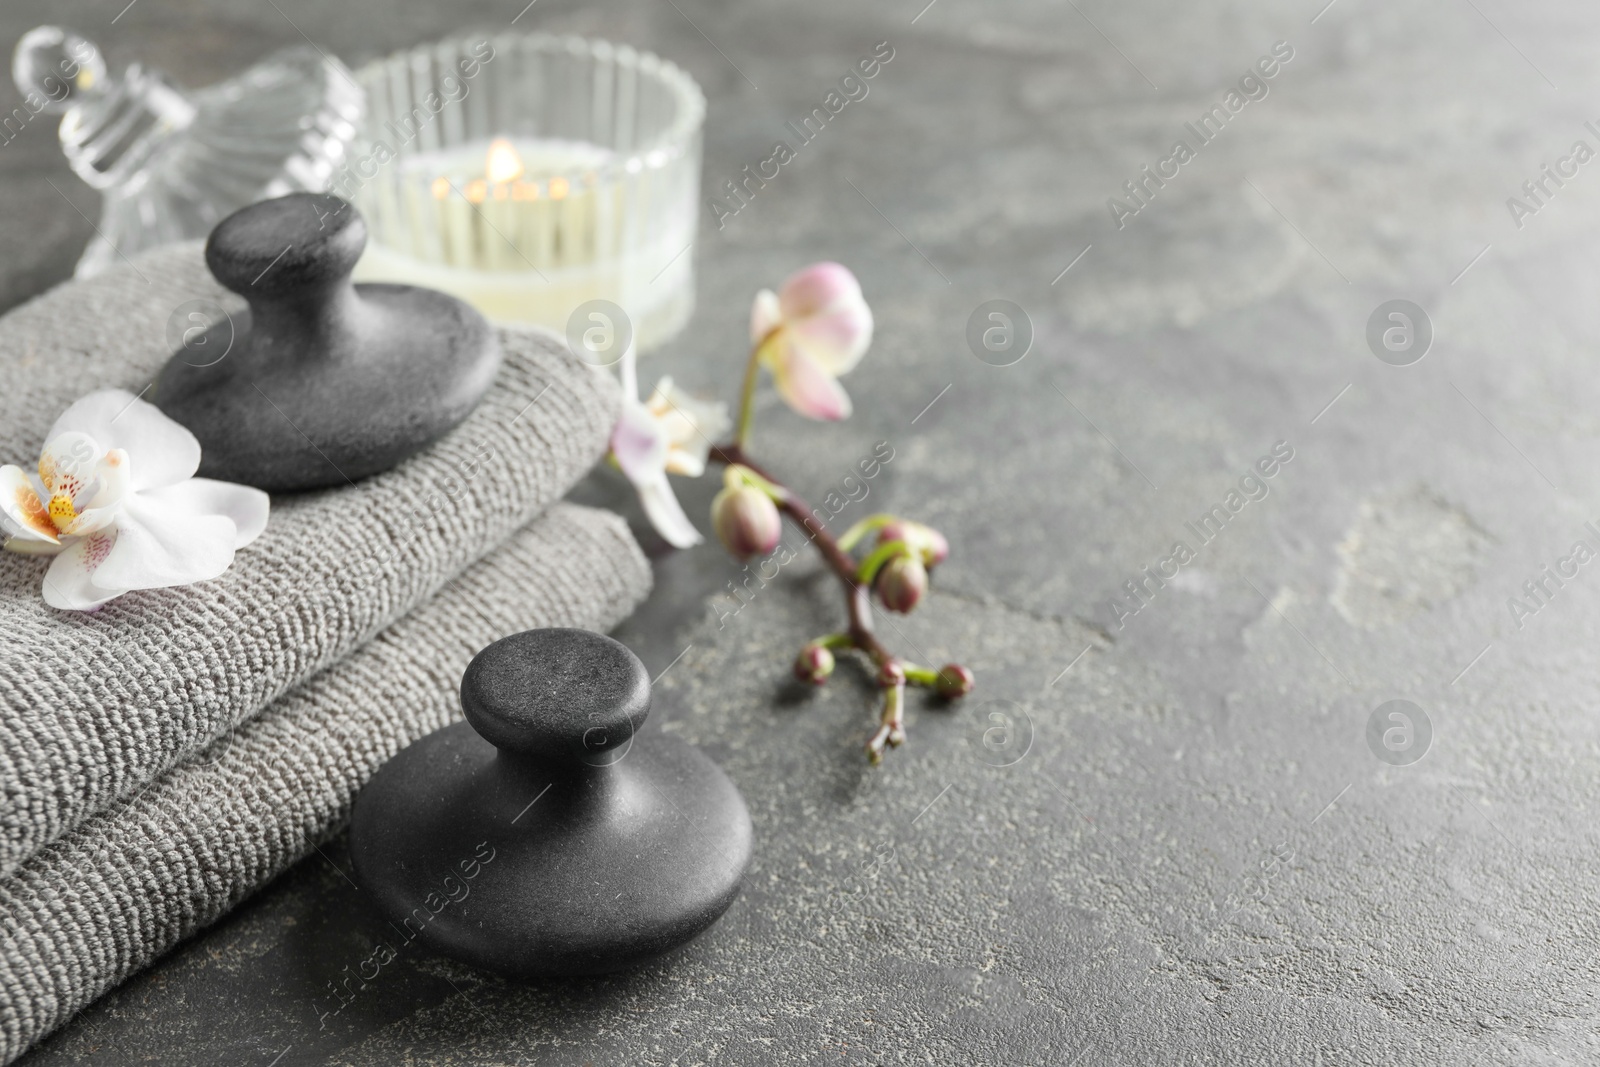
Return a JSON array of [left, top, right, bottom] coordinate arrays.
[[346, 34, 705, 353]]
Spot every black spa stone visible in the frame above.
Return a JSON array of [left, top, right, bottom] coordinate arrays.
[[153, 192, 501, 492], [348, 628, 753, 978]]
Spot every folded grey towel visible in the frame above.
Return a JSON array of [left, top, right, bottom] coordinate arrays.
[[0, 244, 620, 879], [0, 502, 651, 1064]]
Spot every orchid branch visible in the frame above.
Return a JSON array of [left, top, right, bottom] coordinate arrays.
[[709, 442, 971, 763], [609, 261, 972, 762]]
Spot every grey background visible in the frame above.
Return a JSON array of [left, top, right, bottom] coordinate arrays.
[[6, 0, 1600, 1063]]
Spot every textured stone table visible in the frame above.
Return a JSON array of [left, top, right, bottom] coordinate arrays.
[[7, 0, 1600, 1063]]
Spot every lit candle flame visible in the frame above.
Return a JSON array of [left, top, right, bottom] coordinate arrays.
[[485, 138, 524, 184]]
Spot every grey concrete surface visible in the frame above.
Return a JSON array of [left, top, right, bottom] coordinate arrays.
[[6, 0, 1600, 1063]]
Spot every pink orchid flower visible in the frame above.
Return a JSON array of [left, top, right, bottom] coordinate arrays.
[[0, 389, 269, 611], [750, 262, 874, 421]]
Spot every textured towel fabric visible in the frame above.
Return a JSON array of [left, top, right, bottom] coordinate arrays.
[[0, 243, 620, 879], [0, 502, 652, 1064]]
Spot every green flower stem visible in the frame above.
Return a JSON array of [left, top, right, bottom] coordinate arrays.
[[837, 513, 899, 553], [726, 462, 788, 503], [901, 664, 940, 688], [814, 632, 854, 650], [733, 328, 780, 450], [855, 539, 909, 585]]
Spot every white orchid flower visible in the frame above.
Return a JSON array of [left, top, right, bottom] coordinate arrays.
[[608, 345, 730, 549], [0, 389, 269, 611]]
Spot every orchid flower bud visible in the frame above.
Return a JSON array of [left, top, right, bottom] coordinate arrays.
[[934, 663, 975, 699], [711, 483, 781, 559], [794, 643, 835, 685], [877, 660, 906, 688], [878, 519, 949, 567], [875, 553, 927, 613]]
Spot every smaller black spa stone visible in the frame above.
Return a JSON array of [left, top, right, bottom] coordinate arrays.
[[153, 193, 501, 492], [349, 629, 753, 978]]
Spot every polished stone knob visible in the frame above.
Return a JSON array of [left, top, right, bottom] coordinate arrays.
[[154, 193, 500, 492], [349, 629, 752, 978], [460, 627, 651, 766]]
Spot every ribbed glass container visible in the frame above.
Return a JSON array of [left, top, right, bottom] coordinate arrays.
[[348, 33, 705, 352]]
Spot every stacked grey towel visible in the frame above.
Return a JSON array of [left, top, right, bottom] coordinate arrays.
[[0, 246, 653, 1062]]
